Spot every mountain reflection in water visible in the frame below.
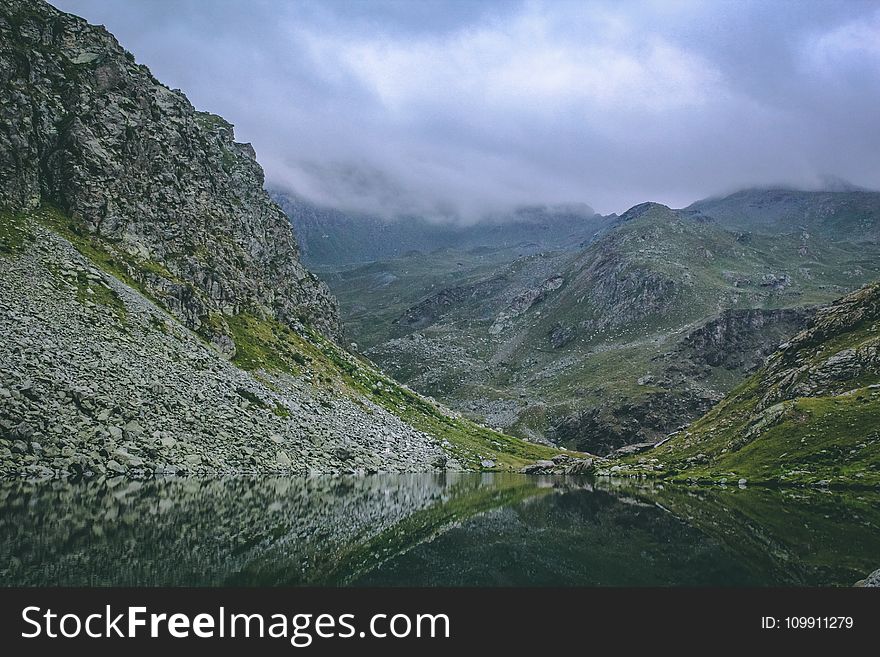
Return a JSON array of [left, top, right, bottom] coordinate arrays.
[[1, 474, 877, 586]]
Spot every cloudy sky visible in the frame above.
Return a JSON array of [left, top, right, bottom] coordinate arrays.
[[55, 0, 880, 218]]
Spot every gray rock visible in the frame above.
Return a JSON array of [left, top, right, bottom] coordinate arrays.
[[123, 420, 144, 438], [854, 568, 880, 587], [106, 460, 126, 474], [0, 0, 339, 343]]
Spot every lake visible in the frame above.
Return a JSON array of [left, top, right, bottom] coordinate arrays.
[[1, 474, 877, 586]]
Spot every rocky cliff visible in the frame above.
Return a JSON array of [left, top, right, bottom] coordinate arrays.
[[0, 0, 339, 348], [617, 282, 880, 486]]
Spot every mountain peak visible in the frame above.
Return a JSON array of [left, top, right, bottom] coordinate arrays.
[[618, 202, 673, 223]]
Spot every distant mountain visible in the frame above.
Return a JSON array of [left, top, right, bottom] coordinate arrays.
[[617, 281, 880, 486], [335, 201, 880, 453], [271, 190, 611, 268], [687, 188, 880, 241]]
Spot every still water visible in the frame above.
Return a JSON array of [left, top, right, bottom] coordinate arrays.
[[1, 474, 877, 586]]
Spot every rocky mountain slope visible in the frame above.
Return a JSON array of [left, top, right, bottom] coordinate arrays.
[[325, 200, 880, 454], [1, 0, 339, 349], [0, 0, 568, 477], [273, 190, 610, 269], [617, 282, 880, 486]]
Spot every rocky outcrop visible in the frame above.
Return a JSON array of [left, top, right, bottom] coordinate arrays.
[[396, 276, 509, 330], [548, 322, 577, 349], [545, 307, 813, 455], [489, 274, 564, 334], [633, 282, 880, 486], [855, 568, 880, 587], [519, 453, 594, 474], [755, 283, 880, 409], [0, 0, 340, 346], [548, 391, 718, 456], [565, 248, 682, 335], [679, 307, 812, 371]]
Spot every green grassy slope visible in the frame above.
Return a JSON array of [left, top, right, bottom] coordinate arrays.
[[614, 282, 880, 486]]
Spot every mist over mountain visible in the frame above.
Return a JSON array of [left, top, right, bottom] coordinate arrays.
[[273, 190, 609, 268]]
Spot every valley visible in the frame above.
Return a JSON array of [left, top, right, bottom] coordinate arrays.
[[319, 197, 880, 463]]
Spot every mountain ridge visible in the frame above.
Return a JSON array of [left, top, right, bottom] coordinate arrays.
[[687, 188, 880, 241], [1, 0, 339, 347]]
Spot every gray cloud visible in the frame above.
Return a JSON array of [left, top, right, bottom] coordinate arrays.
[[54, 0, 880, 217]]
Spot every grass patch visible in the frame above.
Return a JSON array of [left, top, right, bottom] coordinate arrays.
[[69, 270, 127, 321], [666, 390, 880, 486], [226, 313, 311, 373], [0, 209, 34, 254]]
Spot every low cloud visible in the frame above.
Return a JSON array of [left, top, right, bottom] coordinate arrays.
[[55, 0, 880, 217]]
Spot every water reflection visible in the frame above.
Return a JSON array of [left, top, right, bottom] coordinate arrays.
[[0, 474, 877, 586]]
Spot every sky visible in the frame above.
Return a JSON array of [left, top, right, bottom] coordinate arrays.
[[54, 0, 880, 218]]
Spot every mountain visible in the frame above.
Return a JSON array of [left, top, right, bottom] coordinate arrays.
[[1, 0, 339, 347], [611, 282, 880, 486], [687, 188, 880, 241], [330, 201, 880, 454], [0, 0, 567, 477], [273, 190, 610, 268]]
